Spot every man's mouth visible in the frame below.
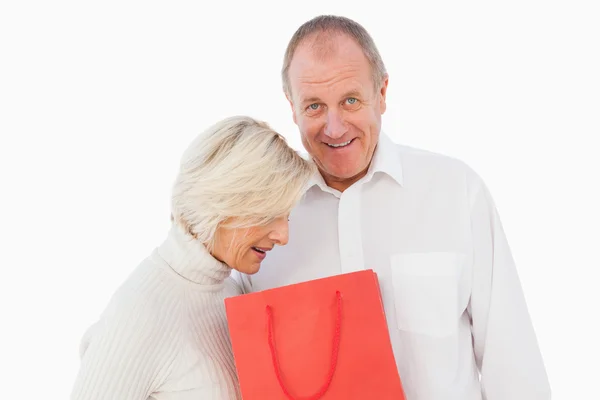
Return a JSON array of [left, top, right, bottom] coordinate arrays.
[[326, 138, 354, 148]]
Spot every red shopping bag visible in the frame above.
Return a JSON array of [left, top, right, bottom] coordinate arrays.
[[225, 269, 406, 399]]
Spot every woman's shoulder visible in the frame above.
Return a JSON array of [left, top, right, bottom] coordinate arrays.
[[125, 252, 185, 299], [90, 254, 188, 339]]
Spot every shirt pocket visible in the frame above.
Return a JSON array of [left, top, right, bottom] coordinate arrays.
[[390, 252, 466, 337]]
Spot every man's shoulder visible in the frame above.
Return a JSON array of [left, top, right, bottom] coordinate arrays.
[[395, 142, 471, 171], [391, 141, 486, 194]]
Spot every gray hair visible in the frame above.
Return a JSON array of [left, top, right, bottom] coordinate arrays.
[[281, 15, 388, 98], [171, 116, 315, 251]]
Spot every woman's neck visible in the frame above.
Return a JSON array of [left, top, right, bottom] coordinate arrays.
[[157, 224, 232, 286]]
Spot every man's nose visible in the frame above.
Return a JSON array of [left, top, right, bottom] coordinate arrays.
[[324, 110, 348, 140]]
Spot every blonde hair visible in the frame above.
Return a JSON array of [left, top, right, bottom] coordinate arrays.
[[281, 15, 387, 98], [171, 116, 315, 251]]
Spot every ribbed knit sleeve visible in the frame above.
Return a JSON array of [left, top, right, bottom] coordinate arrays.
[[70, 263, 184, 400]]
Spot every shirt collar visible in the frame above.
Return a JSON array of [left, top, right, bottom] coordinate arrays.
[[304, 131, 404, 194], [365, 132, 404, 186]]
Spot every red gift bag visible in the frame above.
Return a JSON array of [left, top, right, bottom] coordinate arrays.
[[225, 270, 406, 399]]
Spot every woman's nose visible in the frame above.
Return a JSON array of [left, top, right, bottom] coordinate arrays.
[[269, 217, 289, 246]]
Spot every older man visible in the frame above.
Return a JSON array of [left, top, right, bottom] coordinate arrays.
[[238, 15, 550, 400]]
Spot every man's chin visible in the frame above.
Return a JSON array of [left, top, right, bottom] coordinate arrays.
[[322, 166, 369, 183]]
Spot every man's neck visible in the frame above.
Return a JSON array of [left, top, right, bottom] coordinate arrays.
[[322, 168, 369, 192]]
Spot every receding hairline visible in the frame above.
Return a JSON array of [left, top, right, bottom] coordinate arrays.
[[305, 30, 344, 60], [282, 15, 387, 97], [286, 30, 362, 82]]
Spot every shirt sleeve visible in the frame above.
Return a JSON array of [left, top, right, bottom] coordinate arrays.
[[70, 290, 182, 400], [467, 173, 551, 399]]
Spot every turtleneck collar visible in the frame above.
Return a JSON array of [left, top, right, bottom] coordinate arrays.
[[156, 224, 232, 286]]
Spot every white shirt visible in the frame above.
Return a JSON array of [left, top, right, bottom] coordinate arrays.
[[237, 133, 551, 400]]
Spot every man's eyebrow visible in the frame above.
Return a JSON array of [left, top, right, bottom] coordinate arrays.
[[300, 90, 362, 104], [342, 90, 362, 98], [300, 96, 321, 105]]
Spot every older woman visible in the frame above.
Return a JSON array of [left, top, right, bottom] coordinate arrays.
[[70, 116, 315, 400]]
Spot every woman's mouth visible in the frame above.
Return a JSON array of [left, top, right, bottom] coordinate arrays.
[[251, 246, 269, 260]]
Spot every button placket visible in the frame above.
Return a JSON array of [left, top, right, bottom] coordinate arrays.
[[337, 186, 364, 273]]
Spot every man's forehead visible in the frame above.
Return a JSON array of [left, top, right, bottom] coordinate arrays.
[[291, 64, 371, 103], [289, 35, 371, 101], [296, 81, 365, 104]]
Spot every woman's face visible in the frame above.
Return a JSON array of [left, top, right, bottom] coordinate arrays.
[[211, 216, 290, 274]]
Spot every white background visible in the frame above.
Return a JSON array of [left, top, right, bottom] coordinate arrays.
[[1, 1, 598, 398]]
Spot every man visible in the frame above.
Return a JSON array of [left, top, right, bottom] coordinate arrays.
[[238, 15, 550, 399]]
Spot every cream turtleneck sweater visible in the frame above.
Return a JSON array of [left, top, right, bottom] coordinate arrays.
[[70, 225, 243, 400]]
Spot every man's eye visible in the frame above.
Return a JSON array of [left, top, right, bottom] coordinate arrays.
[[346, 97, 357, 105], [308, 103, 320, 110]]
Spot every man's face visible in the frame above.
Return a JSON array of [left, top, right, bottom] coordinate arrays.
[[287, 33, 388, 192]]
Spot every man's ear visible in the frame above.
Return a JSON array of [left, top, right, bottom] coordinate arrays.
[[379, 75, 389, 114], [285, 92, 297, 125]]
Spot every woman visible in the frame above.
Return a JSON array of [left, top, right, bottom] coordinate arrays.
[[70, 116, 315, 400]]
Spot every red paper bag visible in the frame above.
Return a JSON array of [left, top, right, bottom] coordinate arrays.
[[225, 270, 406, 399]]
